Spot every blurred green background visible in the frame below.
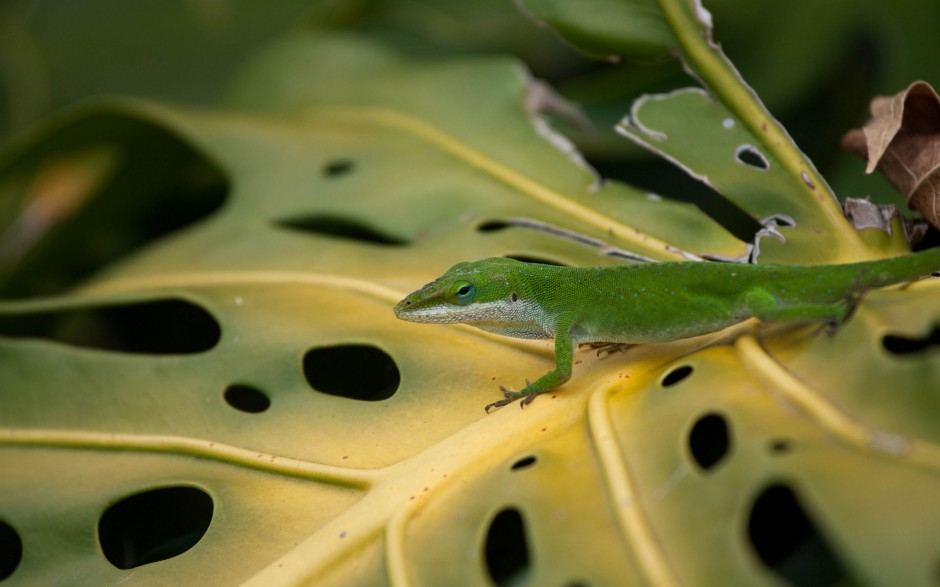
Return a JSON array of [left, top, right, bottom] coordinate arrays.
[[2, 0, 939, 211]]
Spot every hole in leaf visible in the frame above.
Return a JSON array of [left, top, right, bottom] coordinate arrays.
[[882, 327, 940, 355], [735, 145, 770, 170], [748, 484, 847, 587], [589, 157, 762, 242], [769, 439, 793, 454], [510, 456, 537, 471], [477, 220, 510, 232], [913, 227, 940, 251], [0, 114, 227, 299], [275, 215, 408, 246], [303, 344, 400, 401], [484, 508, 531, 586], [764, 214, 796, 228], [0, 299, 220, 354], [504, 255, 566, 266], [223, 384, 270, 414], [322, 159, 353, 177], [688, 413, 730, 471], [98, 486, 213, 570], [0, 519, 22, 581], [661, 365, 693, 387]]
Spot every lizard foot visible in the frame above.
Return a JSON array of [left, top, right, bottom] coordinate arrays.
[[818, 320, 839, 337], [821, 276, 872, 337], [484, 385, 542, 413], [578, 342, 635, 358]]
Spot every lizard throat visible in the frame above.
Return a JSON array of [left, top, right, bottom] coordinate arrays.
[[397, 298, 552, 338]]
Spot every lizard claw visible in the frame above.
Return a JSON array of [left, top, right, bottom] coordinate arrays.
[[486, 386, 519, 412], [486, 384, 537, 412], [485, 383, 548, 412]]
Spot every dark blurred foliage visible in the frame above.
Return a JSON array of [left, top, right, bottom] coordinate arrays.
[[2, 0, 937, 213]]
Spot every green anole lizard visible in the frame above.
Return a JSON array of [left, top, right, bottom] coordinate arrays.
[[393, 250, 940, 412]]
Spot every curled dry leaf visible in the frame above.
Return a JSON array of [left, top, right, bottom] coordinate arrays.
[[842, 197, 928, 244], [842, 81, 940, 229]]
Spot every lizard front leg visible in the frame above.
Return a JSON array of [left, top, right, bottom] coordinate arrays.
[[485, 326, 573, 412]]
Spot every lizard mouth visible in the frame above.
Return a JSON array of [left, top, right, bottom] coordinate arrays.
[[394, 300, 454, 323], [393, 297, 432, 321], [392, 299, 413, 319]]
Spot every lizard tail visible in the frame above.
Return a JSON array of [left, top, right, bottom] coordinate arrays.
[[852, 246, 940, 289]]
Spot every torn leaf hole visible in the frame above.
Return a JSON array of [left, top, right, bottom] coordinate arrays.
[[661, 365, 693, 387], [0, 299, 221, 354], [303, 344, 400, 401], [504, 255, 565, 266], [224, 384, 271, 414], [477, 220, 511, 233], [276, 215, 408, 246], [322, 159, 354, 177], [688, 412, 730, 471], [762, 214, 796, 228], [484, 508, 531, 586], [0, 519, 22, 581], [510, 455, 537, 471], [0, 116, 228, 299], [590, 158, 762, 242], [748, 483, 847, 586], [735, 145, 770, 170], [882, 327, 940, 355], [99, 486, 213, 570]]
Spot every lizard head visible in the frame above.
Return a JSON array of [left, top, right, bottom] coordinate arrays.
[[394, 257, 523, 325]]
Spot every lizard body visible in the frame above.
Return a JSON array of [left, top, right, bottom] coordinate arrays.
[[394, 250, 940, 410]]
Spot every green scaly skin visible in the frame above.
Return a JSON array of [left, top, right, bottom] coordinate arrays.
[[394, 249, 940, 411]]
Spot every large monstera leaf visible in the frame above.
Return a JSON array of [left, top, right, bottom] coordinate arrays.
[[2, 5, 940, 587]]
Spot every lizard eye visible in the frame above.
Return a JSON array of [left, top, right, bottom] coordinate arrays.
[[451, 282, 476, 305]]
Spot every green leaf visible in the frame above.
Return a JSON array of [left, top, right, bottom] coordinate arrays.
[[616, 88, 900, 262], [1, 13, 940, 587], [518, 0, 678, 60], [0, 33, 738, 585], [521, 0, 905, 264]]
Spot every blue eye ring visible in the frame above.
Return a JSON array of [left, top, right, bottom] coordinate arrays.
[[452, 282, 475, 305]]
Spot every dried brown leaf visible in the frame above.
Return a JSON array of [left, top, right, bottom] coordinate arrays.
[[842, 197, 928, 243], [842, 81, 940, 229]]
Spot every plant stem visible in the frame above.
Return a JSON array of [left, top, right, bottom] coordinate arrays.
[[656, 0, 863, 245]]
